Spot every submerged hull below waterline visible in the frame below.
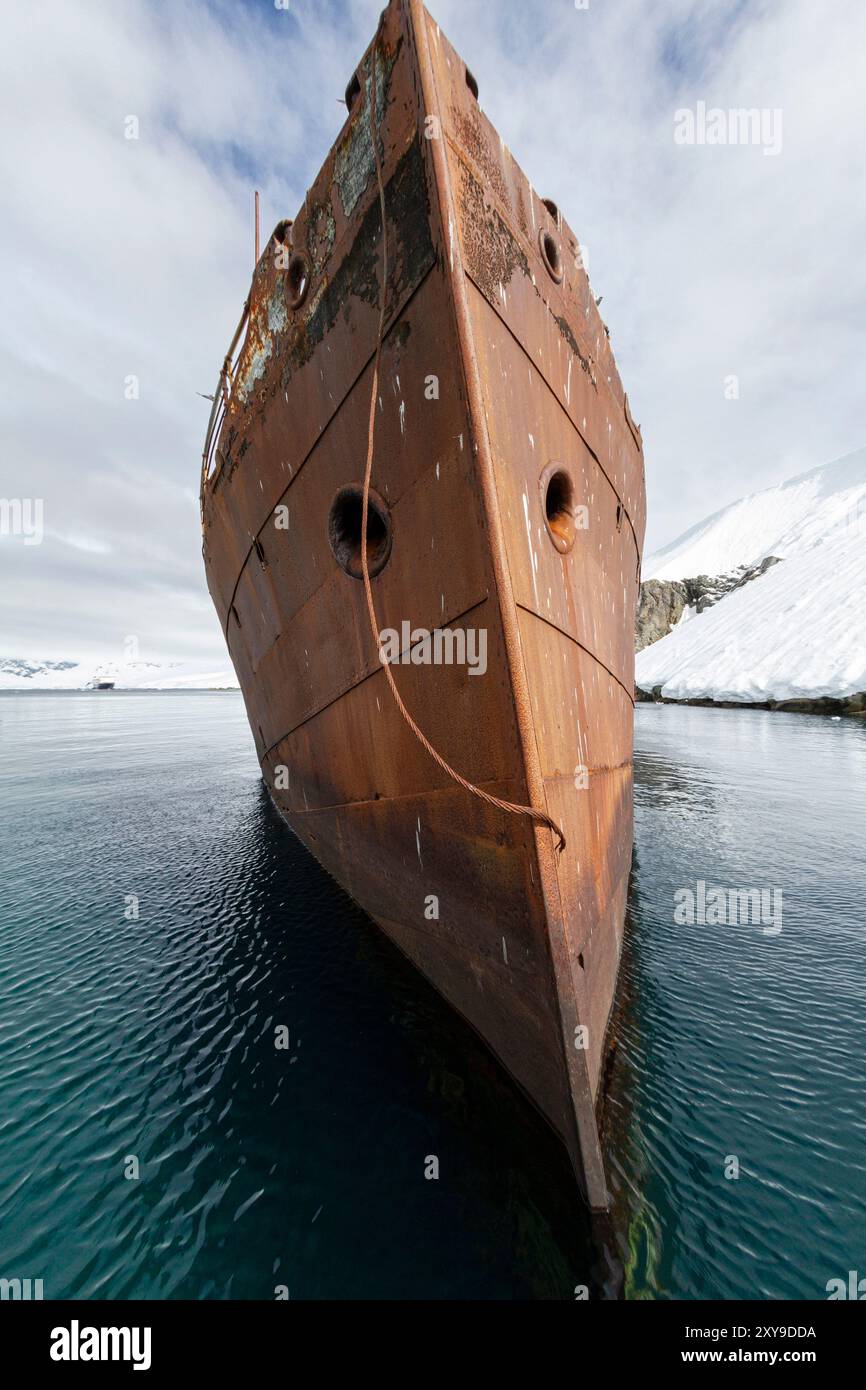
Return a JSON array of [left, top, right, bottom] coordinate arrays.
[[200, 0, 646, 1212]]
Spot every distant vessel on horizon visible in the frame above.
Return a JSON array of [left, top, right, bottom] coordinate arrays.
[[200, 0, 645, 1215]]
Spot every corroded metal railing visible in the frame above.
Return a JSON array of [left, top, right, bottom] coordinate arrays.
[[199, 296, 251, 518]]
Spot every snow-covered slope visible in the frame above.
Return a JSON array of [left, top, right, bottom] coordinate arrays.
[[637, 449, 866, 703], [645, 449, 866, 581], [0, 657, 239, 690]]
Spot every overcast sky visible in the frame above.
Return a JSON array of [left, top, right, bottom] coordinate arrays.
[[2, 0, 864, 663]]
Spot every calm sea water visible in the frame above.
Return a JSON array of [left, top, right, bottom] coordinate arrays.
[[0, 693, 864, 1300], [610, 704, 866, 1301]]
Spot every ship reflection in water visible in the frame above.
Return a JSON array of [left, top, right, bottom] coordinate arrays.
[[0, 693, 864, 1299], [0, 692, 592, 1300]]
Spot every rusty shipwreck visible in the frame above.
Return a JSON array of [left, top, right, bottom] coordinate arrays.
[[200, 0, 646, 1212]]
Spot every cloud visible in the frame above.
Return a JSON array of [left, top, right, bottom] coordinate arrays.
[[1, 0, 864, 662], [430, 0, 866, 544], [48, 533, 113, 555]]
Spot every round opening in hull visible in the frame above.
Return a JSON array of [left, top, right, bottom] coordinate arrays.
[[539, 228, 564, 284], [287, 254, 310, 309], [328, 485, 393, 580], [345, 73, 361, 111], [540, 464, 577, 554]]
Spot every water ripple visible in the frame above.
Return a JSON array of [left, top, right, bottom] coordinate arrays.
[[0, 691, 595, 1300], [608, 704, 866, 1300]]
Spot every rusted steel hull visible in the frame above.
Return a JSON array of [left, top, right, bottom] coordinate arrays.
[[201, 0, 646, 1212]]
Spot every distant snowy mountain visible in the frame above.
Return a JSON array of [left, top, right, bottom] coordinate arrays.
[[0, 657, 239, 690], [636, 449, 866, 704]]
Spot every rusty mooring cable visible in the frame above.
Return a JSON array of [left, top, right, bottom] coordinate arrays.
[[360, 51, 566, 855]]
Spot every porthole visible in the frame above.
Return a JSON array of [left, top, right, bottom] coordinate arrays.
[[465, 67, 479, 101], [287, 254, 309, 310], [540, 463, 576, 554], [345, 72, 361, 111], [328, 484, 393, 580], [539, 227, 563, 284], [542, 197, 560, 224]]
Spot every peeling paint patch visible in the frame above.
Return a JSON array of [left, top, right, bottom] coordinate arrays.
[[334, 44, 397, 219], [267, 287, 288, 336], [552, 312, 596, 386], [457, 161, 529, 305], [236, 344, 270, 404], [307, 201, 337, 275], [453, 104, 510, 207], [456, 159, 597, 392], [283, 139, 434, 378]]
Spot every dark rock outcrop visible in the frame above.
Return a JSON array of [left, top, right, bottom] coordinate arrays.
[[634, 580, 688, 652], [0, 657, 78, 680], [634, 555, 783, 652], [680, 555, 782, 614]]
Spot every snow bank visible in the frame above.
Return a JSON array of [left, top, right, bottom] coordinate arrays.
[[0, 657, 239, 690], [637, 450, 866, 703], [645, 448, 866, 580]]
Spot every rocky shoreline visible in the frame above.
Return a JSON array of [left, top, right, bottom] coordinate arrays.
[[636, 687, 866, 717]]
